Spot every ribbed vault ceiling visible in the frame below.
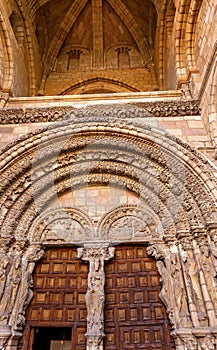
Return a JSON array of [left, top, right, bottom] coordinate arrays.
[[31, 0, 157, 74]]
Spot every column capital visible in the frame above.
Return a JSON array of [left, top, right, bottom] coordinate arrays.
[[77, 245, 115, 263]]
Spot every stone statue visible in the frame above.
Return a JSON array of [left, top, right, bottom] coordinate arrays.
[[199, 244, 217, 313], [85, 271, 105, 336], [170, 253, 190, 326], [0, 240, 27, 323], [156, 260, 174, 325], [9, 243, 44, 333], [210, 237, 217, 275], [182, 250, 207, 321], [78, 245, 115, 350], [0, 238, 12, 301]]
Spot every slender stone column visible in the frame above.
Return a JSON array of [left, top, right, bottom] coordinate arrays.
[[77, 244, 115, 350]]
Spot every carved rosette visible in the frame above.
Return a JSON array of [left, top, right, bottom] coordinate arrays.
[[77, 245, 115, 350]]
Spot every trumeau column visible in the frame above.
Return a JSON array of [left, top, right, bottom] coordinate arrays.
[[77, 244, 115, 350]]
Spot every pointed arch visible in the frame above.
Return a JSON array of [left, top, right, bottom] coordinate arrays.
[[59, 77, 139, 95]]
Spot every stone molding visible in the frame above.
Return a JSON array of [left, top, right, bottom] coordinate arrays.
[[0, 100, 200, 124]]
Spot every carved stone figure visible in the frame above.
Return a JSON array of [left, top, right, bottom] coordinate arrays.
[[0, 238, 12, 301], [156, 260, 174, 325], [78, 245, 115, 350], [147, 242, 167, 260], [170, 253, 190, 327], [210, 236, 217, 275], [182, 250, 207, 323], [180, 82, 193, 100], [0, 240, 28, 323], [199, 244, 217, 313], [85, 271, 105, 336], [9, 243, 44, 333], [149, 242, 192, 329]]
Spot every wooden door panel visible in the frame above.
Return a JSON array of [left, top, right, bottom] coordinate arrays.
[[23, 247, 88, 350], [23, 245, 175, 350], [26, 247, 88, 326], [104, 245, 175, 350]]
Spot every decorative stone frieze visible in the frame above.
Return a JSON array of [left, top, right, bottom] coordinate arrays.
[[0, 100, 200, 124]]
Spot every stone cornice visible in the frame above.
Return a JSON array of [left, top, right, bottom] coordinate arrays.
[[0, 100, 200, 124]]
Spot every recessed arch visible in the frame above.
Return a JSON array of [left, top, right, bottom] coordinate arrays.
[[0, 109, 216, 244], [59, 77, 139, 95], [1, 108, 217, 348]]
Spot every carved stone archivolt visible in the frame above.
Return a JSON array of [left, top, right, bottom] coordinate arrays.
[[0, 109, 217, 349], [0, 120, 215, 241]]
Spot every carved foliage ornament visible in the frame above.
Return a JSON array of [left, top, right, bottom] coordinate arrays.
[[0, 101, 201, 124]]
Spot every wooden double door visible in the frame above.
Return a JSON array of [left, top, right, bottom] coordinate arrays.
[[23, 245, 175, 350]]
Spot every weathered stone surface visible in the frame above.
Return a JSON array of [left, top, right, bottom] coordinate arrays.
[[0, 100, 201, 124], [78, 245, 115, 350]]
